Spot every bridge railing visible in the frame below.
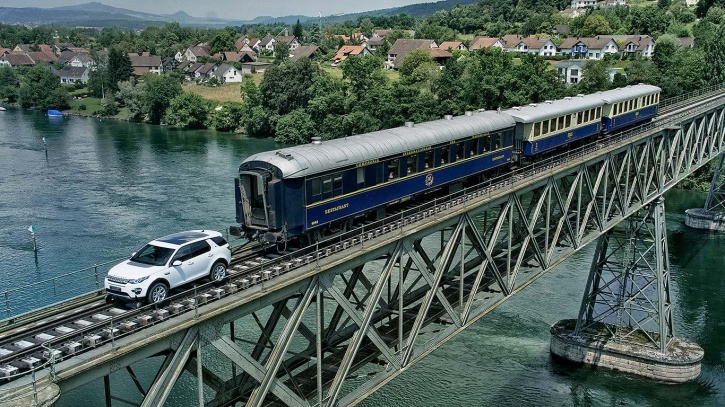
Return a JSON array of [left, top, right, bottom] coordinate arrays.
[[659, 83, 724, 112]]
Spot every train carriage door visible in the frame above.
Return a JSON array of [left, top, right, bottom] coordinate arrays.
[[238, 171, 270, 229]]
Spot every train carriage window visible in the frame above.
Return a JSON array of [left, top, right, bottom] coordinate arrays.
[[533, 122, 540, 138], [577, 111, 583, 124], [565, 114, 571, 128], [424, 150, 434, 169], [455, 142, 465, 160], [482, 135, 491, 151], [504, 129, 513, 147], [491, 133, 501, 150], [470, 139, 479, 156], [613, 104, 618, 115], [550, 119, 557, 132], [388, 159, 400, 180], [583, 110, 589, 123], [333, 175, 342, 193], [407, 155, 418, 175], [558, 116, 565, 130], [357, 168, 365, 187], [322, 178, 332, 194], [596, 107, 601, 118], [310, 178, 322, 203], [439, 146, 449, 165], [542, 120, 549, 134]]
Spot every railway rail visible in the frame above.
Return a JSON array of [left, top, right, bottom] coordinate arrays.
[[0, 85, 723, 385]]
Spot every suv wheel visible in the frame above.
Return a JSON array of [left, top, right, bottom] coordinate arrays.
[[210, 261, 227, 282], [147, 281, 169, 303]]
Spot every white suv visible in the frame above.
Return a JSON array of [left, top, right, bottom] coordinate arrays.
[[105, 230, 231, 303]]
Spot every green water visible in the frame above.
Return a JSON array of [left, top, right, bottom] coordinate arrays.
[[1, 108, 723, 406]]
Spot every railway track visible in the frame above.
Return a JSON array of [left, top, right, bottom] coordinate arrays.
[[1, 87, 724, 384]]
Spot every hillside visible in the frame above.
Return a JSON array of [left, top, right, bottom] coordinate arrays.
[[0, 0, 481, 28]]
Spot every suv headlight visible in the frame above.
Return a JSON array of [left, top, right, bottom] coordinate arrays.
[[127, 276, 149, 284]]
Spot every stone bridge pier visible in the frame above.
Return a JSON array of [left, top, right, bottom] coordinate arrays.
[[551, 197, 704, 382]]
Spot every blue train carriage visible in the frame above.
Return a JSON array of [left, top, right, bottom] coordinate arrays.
[[505, 95, 605, 157], [236, 111, 516, 243], [599, 84, 661, 134]]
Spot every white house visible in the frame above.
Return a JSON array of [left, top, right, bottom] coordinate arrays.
[[212, 64, 242, 83], [556, 60, 586, 85], [571, 0, 597, 8], [59, 66, 89, 84]]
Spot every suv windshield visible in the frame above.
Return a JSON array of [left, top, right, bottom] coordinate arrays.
[[130, 244, 175, 266]]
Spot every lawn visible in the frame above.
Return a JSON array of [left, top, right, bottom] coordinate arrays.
[[184, 83, 243, 104]]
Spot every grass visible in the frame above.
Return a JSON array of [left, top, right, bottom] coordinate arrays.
[[184, 83, 243, 104]]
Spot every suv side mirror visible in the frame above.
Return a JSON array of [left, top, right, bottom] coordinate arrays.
[[130, 252, 136, 258], [172, 260, 182, 267]]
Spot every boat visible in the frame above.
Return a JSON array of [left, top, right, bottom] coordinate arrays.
[[0, 107, 6, 111], [47, 109, 63, 117]]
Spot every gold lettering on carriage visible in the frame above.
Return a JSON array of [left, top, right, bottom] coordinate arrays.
[[491, 155, 505, 161], [404, 147, 431, 156], [325, 203, 349, 214], [356, 159, 379, 168]]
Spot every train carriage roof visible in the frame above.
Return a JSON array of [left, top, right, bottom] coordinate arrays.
[[243, 111, 516, 178], [502, 95, 604, 123], [594, 84, 661, 104]]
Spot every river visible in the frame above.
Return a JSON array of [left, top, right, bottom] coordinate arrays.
[[1, 108, 723, 406]]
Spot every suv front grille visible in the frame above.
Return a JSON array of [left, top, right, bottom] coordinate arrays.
[[106, 275, 128, 284]]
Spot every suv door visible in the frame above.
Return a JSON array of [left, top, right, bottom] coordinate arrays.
[[187, 240, 214, 280], [168, 244, 195, 288]]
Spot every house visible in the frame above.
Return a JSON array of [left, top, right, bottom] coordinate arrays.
[[25, 51, 58, 63], [502, 34, 523, 52], [621, 35, 655, 58], [363, 37, 386, 54], [213, 51, 256, 63], [429, 47, 453, 66], [259, 35, 276, 52], [571, 0, 597, 8], [59, 66, 89, 84], [332, 45, 371, 65], [183, 44, 211, 62], [585, 36, 619, 59], [438, 41, 467, 52], [679, 37, 695, 49], [241, 61, 271, 74], [0, 53, 34, 67], [373, 29, 415, 39], [556, 60, 586, 84], [352, 33, 368, 42], [68, 53, 92, 67], [290, 46, 321, 61], [469, 36, 505, 51], [162, 57, 178, 72], [183, 62, 203, 80], [195, 62, 218, 79], [385, 39, 438, 70], [276, 35, 301, 51], [212, 64, 242, 83], [507, 36, 556, 56], [128, 52, 163, 75], [176, 60, 192, 72], [606, 0, 626, 6]]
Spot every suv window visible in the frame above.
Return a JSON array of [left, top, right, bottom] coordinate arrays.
[[189, 241, 211, 258], [211, 236, 228, 247], [172, 245, 193, 263]]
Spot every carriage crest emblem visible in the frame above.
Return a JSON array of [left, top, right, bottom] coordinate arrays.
[[425, 173, 434, 187]]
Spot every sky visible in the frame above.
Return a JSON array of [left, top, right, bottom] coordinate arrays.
[[4, 0, 428, 20]]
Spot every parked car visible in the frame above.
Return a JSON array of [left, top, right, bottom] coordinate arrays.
[[105, 230, 231, 303]]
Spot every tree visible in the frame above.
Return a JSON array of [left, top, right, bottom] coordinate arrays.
[[142, 74, 182, 124], [293, 19, 304, 39], [165, 92, 209, 128], [208, 102, 245, 132], [705, 24, 725, 85], [581, 15, 613, 37], [399, 49, 434, 78], [116, 78, 144, 121], [240, 76, 262, 106], [208, 30, 235, 55], [108, 47, 133, 92], [259, 58, 318, 116], [578, 60, 610, 94], [652, 34, 679, 72], [274, 41, 289, 64], [627, 6, 670, 35], [275, 109, 314, 144], [0, 67, 19, 102], [18, 65, 70, 110], [657, 0, 671, 9]]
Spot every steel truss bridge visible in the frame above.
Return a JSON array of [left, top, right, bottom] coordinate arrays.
[[2, 87, 725, 407]]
